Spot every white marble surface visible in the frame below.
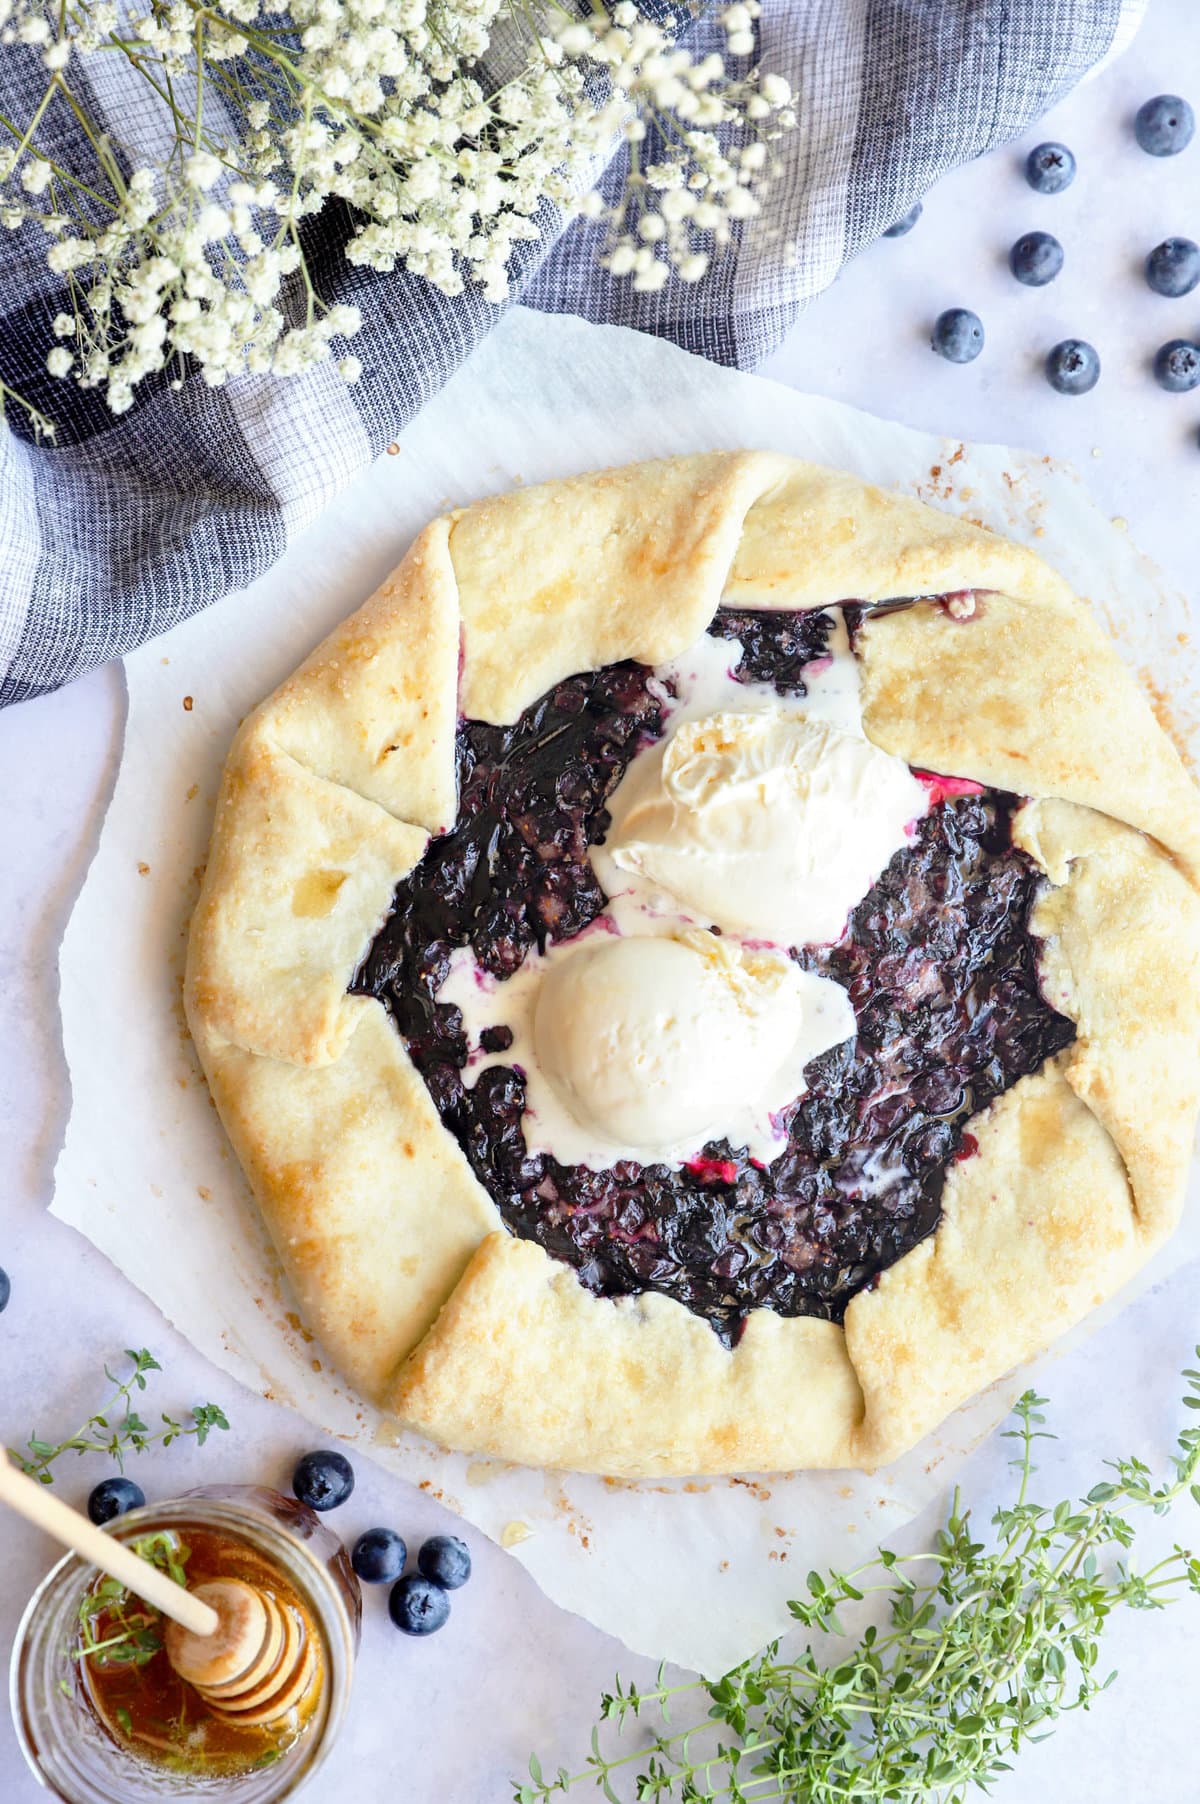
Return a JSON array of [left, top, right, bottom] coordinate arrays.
[[3, 5, 1200, 1798]]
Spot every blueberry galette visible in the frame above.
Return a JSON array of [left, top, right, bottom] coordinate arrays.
[[186, 453, 1200, 1475]]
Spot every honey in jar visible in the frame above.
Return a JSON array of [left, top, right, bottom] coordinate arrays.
[[12, 1486, 360, 1804], [78, 1521, 324, 1776]]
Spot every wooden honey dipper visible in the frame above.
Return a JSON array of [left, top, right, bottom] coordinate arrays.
[[1, 1455, 318, 1726], [165, 1579, 317, 1724]]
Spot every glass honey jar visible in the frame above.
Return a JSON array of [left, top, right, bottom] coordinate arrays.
[[10, 1485, 361, 1802]]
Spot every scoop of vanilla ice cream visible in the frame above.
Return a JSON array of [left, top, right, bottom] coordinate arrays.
[[592, 711, 927, 946], [532, 928, 854, 1160]]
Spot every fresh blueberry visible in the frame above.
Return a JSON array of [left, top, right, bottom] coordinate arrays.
[[291, 1449, 355, 1511], [931, 308, 984, 364], [87, 1477, 146, 1524], [0, 1268, 9, 1314], [417, 1534, 472, 1590], [1045, 339, 1100, 396], [1146, 237, 1200, 298], [1135, 94, 1195, 157], [883, 201, 922, 238], [1153, 340, 1200, 392], [1024, 141, 1076, 193], [1008, 230, 1063, 287], [389, 1573, 451, 1635], [351, 1527, 407, 1584]]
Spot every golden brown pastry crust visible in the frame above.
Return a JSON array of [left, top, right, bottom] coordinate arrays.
[[185, 452, 1200, 1476]]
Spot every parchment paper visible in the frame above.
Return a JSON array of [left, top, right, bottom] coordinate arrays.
[[51, 306, 1200, 1678]]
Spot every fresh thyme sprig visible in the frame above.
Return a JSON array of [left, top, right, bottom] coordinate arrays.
[[520, 1357, 1200, 1803], [75, 1578, 163, 1671], [11, 1348, 230, 1485], [73, 1531, 192, 1672]]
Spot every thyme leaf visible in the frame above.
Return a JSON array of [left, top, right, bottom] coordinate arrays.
[[520, 1355, 1200, 1803]]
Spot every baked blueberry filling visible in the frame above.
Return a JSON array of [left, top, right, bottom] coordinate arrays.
[[353, 608, 1076, 1344], [708, 606, 832, 694]]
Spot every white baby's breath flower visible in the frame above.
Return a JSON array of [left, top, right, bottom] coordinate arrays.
[[46, 237, 93, 273], [659, 187, 695, 224], [726, 185, 761, 220], [20, 158, 51, 195], [184, 150, 222, 191], [556, 21, 593, 56], [325, 303, 362, 336], [46, 345, 73, 376], [337, 354, 362, 382], [632, 256, 669, 292]]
